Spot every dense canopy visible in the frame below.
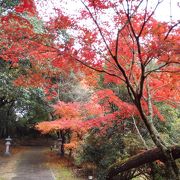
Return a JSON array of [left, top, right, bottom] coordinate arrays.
[[0, 0, 179, 179]]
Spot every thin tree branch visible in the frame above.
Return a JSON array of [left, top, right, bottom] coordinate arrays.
[[80, 0, 114, 59], [73, 56, 125, 82], [164, 21, 180, 40], [132, 116, 149, 149], [138, 0, 162, 37]]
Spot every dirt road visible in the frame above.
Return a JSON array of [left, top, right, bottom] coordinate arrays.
[[0, 147, 55, 180]]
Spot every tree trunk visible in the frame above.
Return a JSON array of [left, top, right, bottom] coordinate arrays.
[[60, 130, 65, 156], [135, 100, 179, 179], [106, 146, 180, 179]]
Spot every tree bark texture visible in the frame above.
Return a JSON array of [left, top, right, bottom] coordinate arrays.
[[106, 146, 180, 179], [135, 100, 179, 179]]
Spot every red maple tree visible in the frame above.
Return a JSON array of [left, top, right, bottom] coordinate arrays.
[[1, 0, 179, 178], [36, 99, 105, 156], [44, 0, 179, 178]]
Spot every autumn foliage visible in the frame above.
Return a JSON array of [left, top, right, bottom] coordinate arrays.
[[0, 0, 179, 178], [15, 0, 37, 15]]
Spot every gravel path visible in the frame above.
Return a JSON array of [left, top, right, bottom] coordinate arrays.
[[0, 147, 55, 180]]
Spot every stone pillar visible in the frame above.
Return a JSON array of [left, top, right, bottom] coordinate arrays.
[[88, 176, 93, 180], [4, 136, 12, 156]]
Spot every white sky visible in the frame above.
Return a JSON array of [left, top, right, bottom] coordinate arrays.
[[155, 0, 180, 21], [35, 0, 180, 22]]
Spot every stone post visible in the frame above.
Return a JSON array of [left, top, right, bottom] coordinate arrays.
[[4, 136, 12, 156], [88, 176, 93, 180]]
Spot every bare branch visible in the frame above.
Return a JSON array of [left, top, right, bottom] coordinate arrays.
[[115, 29, 120, 60], [164, 21, 180, 40], [73, 56, 125, 82], [145, 61, 172, 77], [80, 0, 114, 59], [138, 0, 162, 37], [132, 116, 149, 149]]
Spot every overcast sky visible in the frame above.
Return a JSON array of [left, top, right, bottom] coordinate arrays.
[[35, 0, 180, 22], [154, 0, 180, 21]]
